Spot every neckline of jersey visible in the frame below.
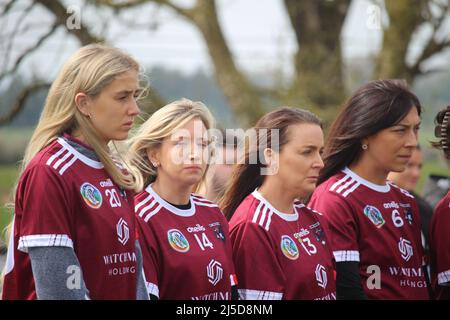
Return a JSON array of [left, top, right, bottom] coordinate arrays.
[[252, 189, 300, 222], [342, 167, 390, 193], [145, 184, 196, 217], [57, 137, 104, 169]]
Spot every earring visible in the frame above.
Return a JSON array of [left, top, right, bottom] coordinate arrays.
[[362, 144, 368, 150], [152, 162, 159, 168]]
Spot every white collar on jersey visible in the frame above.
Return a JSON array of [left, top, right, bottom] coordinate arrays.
[[57, 137, 104, 169], [145, 184, 196, 217], [342, 167, 390, 193], [252, 189, 300, 222]]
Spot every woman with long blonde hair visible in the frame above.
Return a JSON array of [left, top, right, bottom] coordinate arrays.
[[2, 44, 147, 300], [127, 98, 237, 300]]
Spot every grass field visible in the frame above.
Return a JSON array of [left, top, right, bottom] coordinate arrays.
[[0, 165, 17, 241]]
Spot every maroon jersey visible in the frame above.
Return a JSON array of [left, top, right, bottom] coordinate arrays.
[[2, 136, 137, 300], [309, 167, 428, 300], [229, 190, 336, 300], [429, 191, 450, 299], [135, 185, 236, 300]]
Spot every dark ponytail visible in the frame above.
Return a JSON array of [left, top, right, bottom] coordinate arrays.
[[220, 106, 321, 221]]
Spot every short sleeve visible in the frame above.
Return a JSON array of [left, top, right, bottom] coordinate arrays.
[[430, 200, 450, 286], [309, 192, 360, 262], [135, 217, 160, 298], [16, 164, 74, 252], [230, 221, 285, 300]]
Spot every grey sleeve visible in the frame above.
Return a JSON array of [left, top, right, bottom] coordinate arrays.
[[135, 240, 149, 300], [28, 246, 89, 300]]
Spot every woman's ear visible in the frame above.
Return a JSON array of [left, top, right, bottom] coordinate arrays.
[[146, 148, 160, 168], [263, 148, 279, 175], [263, 148, 273, 167], [74, 93, 91, 117]]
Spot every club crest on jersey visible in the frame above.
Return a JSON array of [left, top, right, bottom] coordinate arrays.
[[363, 205, 385, 228], [209, 222, 225, 242], [280, 235, 299, 260], [404, 209, 413, 225], [167, 229, 190, 253], [313, 227, 326, 245], [80, 182, 102, 209]]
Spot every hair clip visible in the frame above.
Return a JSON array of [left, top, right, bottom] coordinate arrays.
[[441, 108, 450, 149]]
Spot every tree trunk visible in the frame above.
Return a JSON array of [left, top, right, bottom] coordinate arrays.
[[191, 0, 264, 127], [375, 0, 426, 83], [284, 0, 350, 121]]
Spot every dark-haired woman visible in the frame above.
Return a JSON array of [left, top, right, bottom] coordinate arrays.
[[429, 106, 450, 300], [309, 79, 429, 300], [221, 107, 336, 300]]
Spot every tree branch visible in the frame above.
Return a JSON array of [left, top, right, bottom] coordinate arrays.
[[1, 1, 35, 73], [0, 0, 15, 17], [95, 0, 194, 19], [0, 21, 59, 83], [92, 0, 147, 8], [409, 1, 450, 77], [144, 0, 194, 19], [0, 82, 51, 126], [36, 0, 102, 45]]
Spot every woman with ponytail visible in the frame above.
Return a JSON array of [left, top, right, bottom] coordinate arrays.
[[429, 105, 450, 300], [221, 107, 336, 300]]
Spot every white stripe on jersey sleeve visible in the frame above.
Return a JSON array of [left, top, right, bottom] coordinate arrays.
[[46, 146, 67, 167], [238, 289, 283, 300], [258, 205, 268, 226], [18, 234, 74, 253], [264, 210, 274, 231], [192, 201, 219, 208], [53, 149, 72, 170], [333, 250, 360, 262], [252, 201, 264, 224], [144, 204, 163, 222], [329, 174, 350, 192], [336, 178, 355, 194], [342, 182, 360, 197], [437, 269, 450, 285], [145, 281, 159, 298], [59, 154, 77, 175], [138, 199, 157, 218], [135, 194, 153, 212]]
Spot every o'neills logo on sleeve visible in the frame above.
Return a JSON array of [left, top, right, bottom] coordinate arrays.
[[103, 251, 137, 276]]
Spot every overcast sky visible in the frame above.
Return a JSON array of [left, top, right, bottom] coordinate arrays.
[[1, 0, 392, 82]]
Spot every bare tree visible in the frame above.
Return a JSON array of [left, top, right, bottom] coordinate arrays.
[[376, 0, 450, 82], [1, 0, 450, 127]]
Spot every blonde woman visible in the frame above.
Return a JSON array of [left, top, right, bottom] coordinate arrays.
[[2, 44, 147, 300], [127, 99, 237, 300]]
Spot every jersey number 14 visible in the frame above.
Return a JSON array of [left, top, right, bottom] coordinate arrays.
[[194, 233, 214, 251]]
